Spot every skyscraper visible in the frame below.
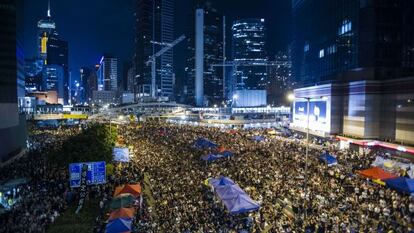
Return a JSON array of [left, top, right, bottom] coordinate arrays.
[[291, 0, 414, 143], [37, 0, 55, 64], [0, 0, 26, 161], [232, 19, 267, 91], [186, 2, 224, 106], [46, 30, 69, 104], [133, 0, 175, 99], [97, 55, 118, 92]]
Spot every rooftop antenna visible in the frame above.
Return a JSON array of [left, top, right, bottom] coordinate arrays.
[[47, 0, 51, 17]]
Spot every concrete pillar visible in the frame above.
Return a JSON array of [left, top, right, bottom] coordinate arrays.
[[195, 9, 204, 106]]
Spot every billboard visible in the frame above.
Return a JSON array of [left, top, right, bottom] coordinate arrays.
[[113, 147, 130, 162], [69, 161, 106, 188], [293, 100, 330, 133]]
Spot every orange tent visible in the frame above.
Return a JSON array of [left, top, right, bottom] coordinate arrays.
[[108, 208, 135, 221], [114, 184, 142, 198], [218, 146, 226, 153], [357, 167, 398, 180]]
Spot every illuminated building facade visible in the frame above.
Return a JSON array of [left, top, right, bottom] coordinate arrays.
[[292, 0, 414, 144], [232, 19, 267, 91], [97, 55, 118, 92], [37, 0, 55, 64], [133, 0, 175, 99]]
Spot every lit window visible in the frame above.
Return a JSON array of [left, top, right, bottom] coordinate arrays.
[[304, 43, 310, 52], [319, 49, 325, 58], [338, 19, 352, 35]]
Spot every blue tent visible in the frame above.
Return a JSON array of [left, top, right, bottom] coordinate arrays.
[[385, 177, 414, 195], [221, 151, 234, 158], [105, 218, 132, 233], [209, 176, 235, 187], [194, 138, 218, 149], [319, 153, 338, 166], [251, 135, 265, 141], [201, 154, 223, 162], [215, 184, 245, 200], [223, 194, 260, 215]]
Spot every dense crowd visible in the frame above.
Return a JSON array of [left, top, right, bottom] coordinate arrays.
[[119, 122, 414, 232], [0, 127, 79, 233], [1, 122, 414, 232]]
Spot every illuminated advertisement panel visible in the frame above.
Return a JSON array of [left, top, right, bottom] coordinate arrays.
[[293, 99, 330, 133]]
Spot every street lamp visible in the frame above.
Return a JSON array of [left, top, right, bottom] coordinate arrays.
[[287, 93, 327, 222]]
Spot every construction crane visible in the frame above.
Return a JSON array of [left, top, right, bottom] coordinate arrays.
[[146, 35, 186, 98]]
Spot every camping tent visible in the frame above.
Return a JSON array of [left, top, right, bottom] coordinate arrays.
[[114, 184, 142, 198], [201, 154, 223, 162], [194, 138, 218, 149], [222, 194, 260, 215], [357, 167, 398, 180], [385, 177, 414, 195], [319, 153, 338, 166], [110, 193, 135, 209], [108, 208, 135, 221], [209, 176, 235, 188], [105, 218, 132, 233], [221, 151, 234, 158], [215, 185, 246, 200]]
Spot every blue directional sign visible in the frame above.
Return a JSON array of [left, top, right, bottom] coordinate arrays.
[[69, 161, 106, 188]]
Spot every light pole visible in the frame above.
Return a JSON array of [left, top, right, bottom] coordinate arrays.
[[287, 93, 327, 222]]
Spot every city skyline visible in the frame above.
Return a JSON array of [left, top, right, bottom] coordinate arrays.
[[22, 0, 291, 83]]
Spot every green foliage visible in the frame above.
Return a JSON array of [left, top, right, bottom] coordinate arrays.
[[48, 124, 117, 166]]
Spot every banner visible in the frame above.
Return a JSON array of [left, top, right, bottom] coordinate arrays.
[[75, 164, 88, 214]]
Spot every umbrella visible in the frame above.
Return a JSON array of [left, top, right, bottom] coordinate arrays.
[[110, 193, 135, 209], [114, 184, 142, 198], [105, 218, 132, 233], [108, 208, 135, 221]]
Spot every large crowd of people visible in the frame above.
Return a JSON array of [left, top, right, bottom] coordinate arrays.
[[119, 122, 414, 232], [0, 127, 80, 233], [1, 121, 414, 232]]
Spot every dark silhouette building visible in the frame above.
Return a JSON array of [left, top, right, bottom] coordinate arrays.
[[133, 0, 175, 99], [0, 0, 26, 161], [184, 1, 224, 106]]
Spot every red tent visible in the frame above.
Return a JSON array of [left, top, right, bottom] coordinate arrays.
[[114, 184, 142, 198], [357, 167, 398, 180], [108, 208, 135, 221]]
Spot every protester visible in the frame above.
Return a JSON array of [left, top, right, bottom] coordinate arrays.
[[1, 122, 414, 232]]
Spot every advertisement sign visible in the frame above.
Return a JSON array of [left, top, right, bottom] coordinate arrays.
[[69, 161, 106, 188], [293, 100, 330, 133], [113, 147, 130, 162]]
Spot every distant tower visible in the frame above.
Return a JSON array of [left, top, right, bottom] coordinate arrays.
[[97, 55, 118, 92], [232, 18, 267, 91], [37, 0, 55, 64]]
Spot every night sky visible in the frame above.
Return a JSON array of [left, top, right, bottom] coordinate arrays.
[[22, 0, 291, 82]]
